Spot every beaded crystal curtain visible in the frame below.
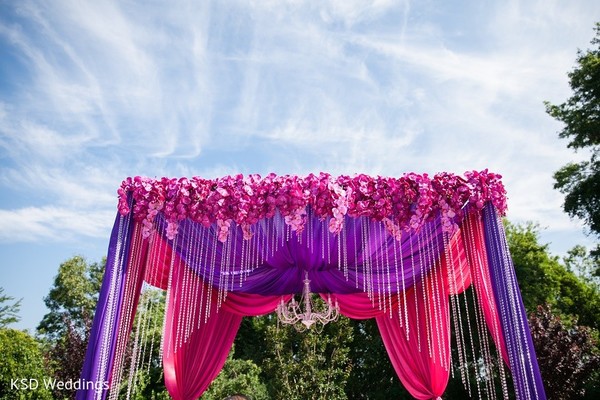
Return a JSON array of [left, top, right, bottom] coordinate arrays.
[[77, 171, 546, 400]]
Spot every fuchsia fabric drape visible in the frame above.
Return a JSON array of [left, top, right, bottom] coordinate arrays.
[[376, 270, 450, 400], [158, 234, 288, 400], [79, 171, 546, 400], [154, 216, 510, 400], [329, 239, 462, 400], [461, 213, 509, 365]]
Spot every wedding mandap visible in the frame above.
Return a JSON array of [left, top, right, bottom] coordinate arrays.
[[77, 171, 546, 400]]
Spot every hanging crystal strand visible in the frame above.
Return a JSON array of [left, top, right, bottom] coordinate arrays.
[[382, 223, 393, 317], [173, 234, 187, 351], [231, 224, 239, 292], [136, 290, 151, 377], [375, 223, 383, 312], [474, 281, 495, 399], [108, 224, 139, 400], [451, 222, 477, 396], [217, 232, 227, 309], [409, 233, 421, 352], [125, 288, 148, 400], [427, 223, 442, 368], [398, 230, 409, 337], [354, 220, 359, 289], [484, 216, 516, 399], [182, 223, 194, 345], [469, 274, 485, 400], [160, 225, 177, 362], [189, 225, 202, 334], [472, 214, 509, 399], [466, 216, 496, 399], [240, 228, 247, 283], [110, 221, 145, 400], [365, 221, 374, 302], [379, 223, 390, 315], [224, 229, 234, 300], [344, 223, 350, 280], [418, 229, 434, 359], [258, 226, 263, 271], [196, 226, 208, 331], [458, 230, 481, 398], [191, 224, 203, 337], [435, 227, 448, 370], [424, 224, 438, 363], [206, 229, 218, 323], [494, 213, 537, 399], [258, 220, 265, 265], [444, 231, 467, 388], [392, 227, 402, 324], [337, 227, 342, 273], [144, 288, 160, 376], [326, 223, 332, 266], [431, 222, 449, 370]]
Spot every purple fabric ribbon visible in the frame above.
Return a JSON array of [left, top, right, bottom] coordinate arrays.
[[77, 208, 135, 400], [158, 208, 446, 296], [483, 204, 546, 400]]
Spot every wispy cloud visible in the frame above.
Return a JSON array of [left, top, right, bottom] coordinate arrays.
[[0, 0, 599, 253]]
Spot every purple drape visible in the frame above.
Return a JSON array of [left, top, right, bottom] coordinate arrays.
[[483, 204, 546, 400], [163, 209, 445, 296], [78, 211, 134, 400], [81, 200, 547, 399]]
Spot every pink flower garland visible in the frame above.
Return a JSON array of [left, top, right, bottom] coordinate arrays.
[[117, 171, 507, 241]]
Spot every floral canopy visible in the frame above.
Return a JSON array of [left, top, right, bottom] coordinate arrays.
[[78, 171, 546, 400]]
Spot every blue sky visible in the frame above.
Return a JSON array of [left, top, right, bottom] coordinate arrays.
[[1, 0, 599, 332]]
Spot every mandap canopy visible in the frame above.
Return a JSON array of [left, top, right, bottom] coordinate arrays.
[[78, 171, 546, 400]]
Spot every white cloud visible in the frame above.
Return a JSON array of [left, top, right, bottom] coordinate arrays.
[[0, 206, 114, 242], [0, 0, 599, 255]]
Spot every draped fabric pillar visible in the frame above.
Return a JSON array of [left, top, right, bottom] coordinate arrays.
[[332, 246, 460, 400], [80, 171, 546, 400], [483, 204, 546, 400], [461, 212, 509, 365], [162, 238, 288, 400], [376, 264, 451, 400], [78, 214, 148, 400]]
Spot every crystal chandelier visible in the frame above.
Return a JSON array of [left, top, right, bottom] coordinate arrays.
[[276, 271, 340, 331]]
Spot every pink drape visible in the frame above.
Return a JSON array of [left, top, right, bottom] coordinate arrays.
[[460, 213, 509, 364], [150, 221, 508, 400], [159, 238, 288, 400], [329, 256, 452, 400]]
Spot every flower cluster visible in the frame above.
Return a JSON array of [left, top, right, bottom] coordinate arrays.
[[117, 171, 508, 241]]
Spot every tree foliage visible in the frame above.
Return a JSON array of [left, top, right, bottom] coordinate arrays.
[[37, 256, 105, 399], [529, 304, 600, 400], [37, 255, 104, 340], [0, 287, 22, 329], [203, 348, 269, 400], [546, 22, 600, 261], [505, 221, 600, 330], [0, 329, 53, 400]]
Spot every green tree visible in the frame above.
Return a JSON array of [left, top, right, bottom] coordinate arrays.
[[37, 256, 105, 399], [37, 255, 104, 339], [529, 304, 600, 400], [203, 347, 269, 400], [505, 221, 600, 329], [545, 22, 600, 263], [0, 329, 53, 400], [262, 314, 353, 400], [0, 287, 22, 328], [504, 221, 563, 311]]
